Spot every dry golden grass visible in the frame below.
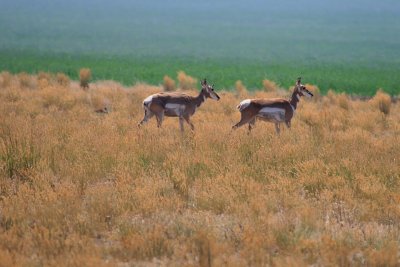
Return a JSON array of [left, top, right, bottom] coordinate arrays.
[[79, 68, 92, 89], [235, 80, 248, 98], [262, 79, 278, 92], [17, 72, 36, 89], [326, 90, 350, 110], [0, 71, 12, 88], [177, 71, 197, 90], [162, 75, 176, 92], [56, 72, 70, 87], [37, 72, 53, 89], [371, 89, 391, 115], [0, 73, 399, 266]]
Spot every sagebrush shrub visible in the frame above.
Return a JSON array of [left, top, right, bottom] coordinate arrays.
[[0, 71, 12, 88], [18, 72, 35, 89], [371, 89, 391, 115], [163, 75, 176, 91], [79, 68, 91, 89], [337, 93, 350, 110], [56, 72, 70, 87], [37, 72, 52, 82], [262, 79, 278, 92], [235, 80, 247, 97], [37, 72, 53, 89], [177, 71, 197, 90]]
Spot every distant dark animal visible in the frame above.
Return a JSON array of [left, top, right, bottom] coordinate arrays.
[[95, 107, 109, 114]]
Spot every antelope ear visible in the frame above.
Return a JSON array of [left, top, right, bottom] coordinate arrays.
[[201, 78, 207, 86], [296, 77, 301, 86]]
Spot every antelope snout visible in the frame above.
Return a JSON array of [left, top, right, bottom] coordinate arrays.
[[213, 93, 221, 101]]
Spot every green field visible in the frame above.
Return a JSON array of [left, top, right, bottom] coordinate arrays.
[[1, 0, 399, 95]]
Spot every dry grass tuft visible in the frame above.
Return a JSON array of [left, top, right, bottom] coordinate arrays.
[[371, 89, 391, 115], [326, 89, 336, 103], [177, 71, 197, 90], [262, 79, 278, 92], [79, 68, 92, 89], [37, 71, 52, 82], [326, 90, 351, 110], [56, 72, 70, 87], [0, 73, 399, 266], [162, 75, 176, 92], [337, 93, 350, 110], [37, 72, 53, 89], [0, 71, 12, 88], [18, 72, 36, 89], [326, 90, 350, 110], [235, 80, 248, 97]]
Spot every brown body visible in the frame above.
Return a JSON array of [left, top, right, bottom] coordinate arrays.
[[138, 79, 220, 131], [232, 78, 313, 134]]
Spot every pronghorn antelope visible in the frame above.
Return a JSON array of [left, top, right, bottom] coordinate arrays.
[[138, 79, 220, 131], [232, 77, 313, 134]]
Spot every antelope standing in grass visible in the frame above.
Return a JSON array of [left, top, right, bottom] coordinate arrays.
[[232, 77, 313, 134], [138, 79, 220, 131]]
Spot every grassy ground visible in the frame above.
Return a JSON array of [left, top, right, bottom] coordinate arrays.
[[0, 72, 399, 266]]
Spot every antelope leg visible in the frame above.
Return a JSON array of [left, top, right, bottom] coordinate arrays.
[[156, 112, 164, 128], [138, 109, 154, 127], [248, 118, 256, 133], [275, 123, 281, 135], [184, 116, 195, 131], [179, 117, 185, 132], [232, 113, 256, 130]]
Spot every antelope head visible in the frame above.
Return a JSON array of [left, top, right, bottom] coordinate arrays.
[[295, 77, 313, 98], [201, 79, 220, 101]]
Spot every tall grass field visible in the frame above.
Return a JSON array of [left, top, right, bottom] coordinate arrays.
[[0, 72, 399, 266]]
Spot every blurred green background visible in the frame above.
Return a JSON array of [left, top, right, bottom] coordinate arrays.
[[1, 0, 399, 94]]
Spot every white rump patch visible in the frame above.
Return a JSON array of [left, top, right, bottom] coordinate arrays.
[[238, 99, 251, 111], [165, 103, 184, 116], [143, 94, 154, 105]]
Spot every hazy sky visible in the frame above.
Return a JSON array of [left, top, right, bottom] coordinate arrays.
[[1, 0, 399, 63]]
